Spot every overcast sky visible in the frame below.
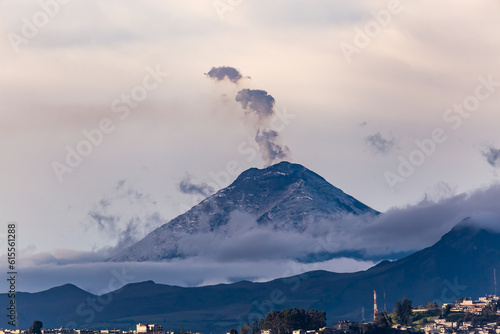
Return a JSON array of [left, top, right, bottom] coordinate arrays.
[[1, 0, 500, 291]]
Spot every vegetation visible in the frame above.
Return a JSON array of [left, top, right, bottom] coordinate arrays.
[[393, 298, 412, 326], [246, 308, 326, 334], [28, 321, 43, 334], [360, 323, 401, 334], [374, 310, 392, 328], [240, 322, 251, 334], [261, 308, 326, 334]]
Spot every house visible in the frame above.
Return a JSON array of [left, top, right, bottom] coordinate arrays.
[[332, 321, 357, 331]]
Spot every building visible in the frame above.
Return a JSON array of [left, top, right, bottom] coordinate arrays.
[[77, 330, 96, 334], [137, 325, 148, 334], [57, 329, 77, 334], [332, 321, 358, 332], [147, 325, 163, 334], [136, 324, 163, 334]]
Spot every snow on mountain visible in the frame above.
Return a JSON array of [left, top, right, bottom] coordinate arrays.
[[108, 161, 378, 262]]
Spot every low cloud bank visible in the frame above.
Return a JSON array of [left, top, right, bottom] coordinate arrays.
[[11, 184, 500, 293], [14, 257, 375, 294]]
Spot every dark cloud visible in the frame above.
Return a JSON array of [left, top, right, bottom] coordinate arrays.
[[235, 89, 275, 119], [206, 66, 244, 84], [255, 129, 291, 166], [365, 132, 396, 154], [482, 146, 500, 167], [178, 175, 215, 197]]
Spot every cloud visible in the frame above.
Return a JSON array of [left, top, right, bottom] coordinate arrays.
[[13, 257, 375, 294], [83, 180, 165, 254], [205, 66, 245, 84], [9, 184, 500, 293], [178, 175, 215, 197], [482, 146, 500, 167], [365, 132, 396, 154], [169, 183, 500, 260], [343, 184, 500, 256], [235, 89, 276, 119]]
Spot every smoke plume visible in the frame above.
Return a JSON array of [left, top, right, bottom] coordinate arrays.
[[482, 146, 500, 167], [365, 132, 396, 154], [206, 66, 292, 166], [178, 175, 215, 197], [235, 89, 275, 118], [255, 129, 290, 166], [206, 66, 244, 83], [234, 88, 290, 166]]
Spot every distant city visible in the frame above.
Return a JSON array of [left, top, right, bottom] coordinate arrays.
[[2, 295, 499, 334]]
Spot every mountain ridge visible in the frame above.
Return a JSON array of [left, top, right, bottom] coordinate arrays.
[[8, 222, 500, 333], [109, 161, 379, 262]]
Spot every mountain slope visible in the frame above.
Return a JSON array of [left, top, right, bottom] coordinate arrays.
[[9, 221, 500, 333], [109, 161, 378, 261]]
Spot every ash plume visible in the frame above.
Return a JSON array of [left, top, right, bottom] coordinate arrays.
[[235, 89, 275, 118], [205, 67, 292, 166], [482, 146, 500, 167], [178, 175, 215, 197], [206, 66, 244, 84], [84, 180, 165, 253], [365, 132, 396, 154], [255, 129, 290, 166]]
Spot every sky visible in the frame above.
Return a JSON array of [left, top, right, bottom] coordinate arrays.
[[1, 0, 500, 292]]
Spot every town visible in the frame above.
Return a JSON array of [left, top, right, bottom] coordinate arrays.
[[2, 295, 499, 334]]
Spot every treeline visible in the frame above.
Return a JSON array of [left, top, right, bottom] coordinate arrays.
[[239, 308, 327, 334]]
